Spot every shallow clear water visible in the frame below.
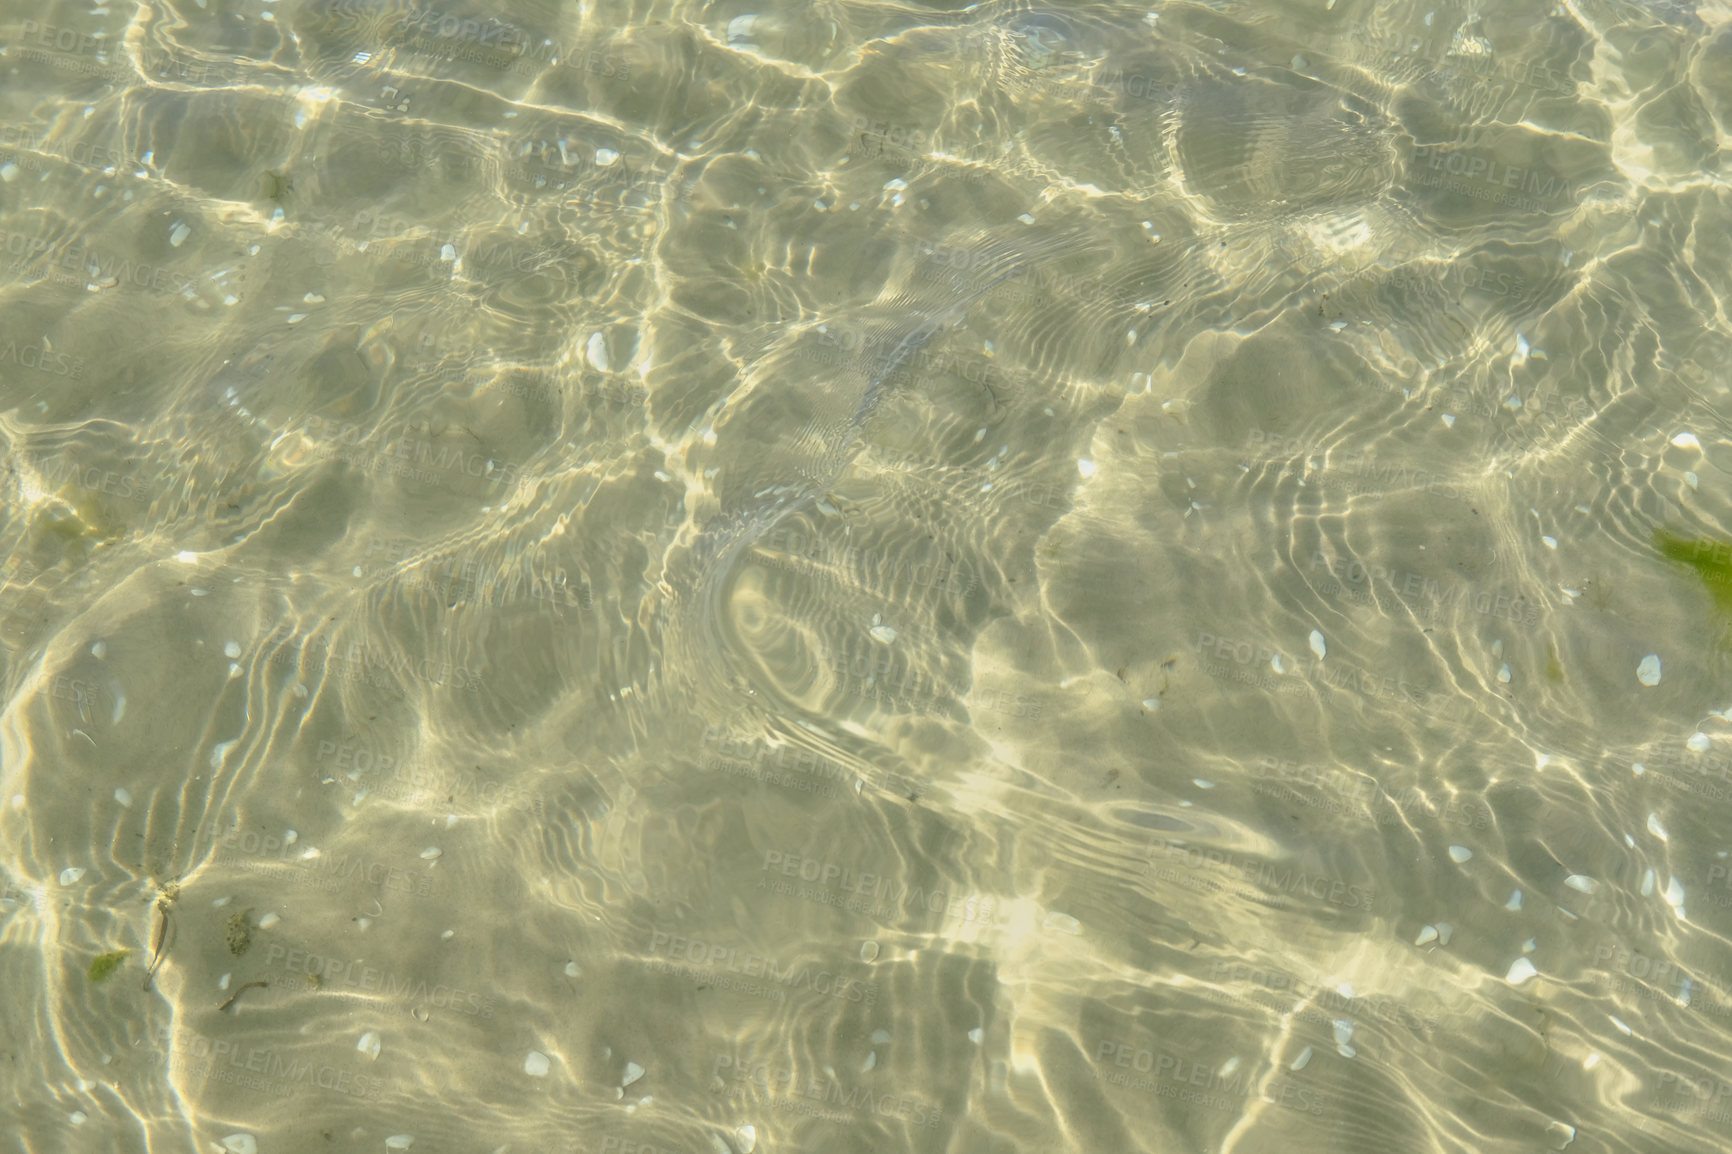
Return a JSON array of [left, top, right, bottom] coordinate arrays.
[[3, 1, 1732, 1151]]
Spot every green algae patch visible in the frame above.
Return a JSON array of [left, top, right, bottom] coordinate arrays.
[[225, 909, 253, 956], [1545, 641, 1565, 683], [88, 950, 131, 983], [1654, 529, 1732, 614]]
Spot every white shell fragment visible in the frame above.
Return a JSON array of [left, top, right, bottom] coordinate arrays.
[[525, 1051, 550, 1077], [1448, 846, 1473, 863], [358, 1031, 381, 1060], [1637, 654, 1661, 686], [1309, 630, 1327, 659], [222, 1137, 258, 1154], [1507, 957, 1539, 985], [622, 1060, 645, 1086]]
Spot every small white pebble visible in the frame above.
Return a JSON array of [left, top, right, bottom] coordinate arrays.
[[223, 641, 241, 658], [169, 221, 191, 247], [967, 1028, 983, 1044], [1078, 458, 1096, 477], [1291, 1045, 1313, 1070], [1436, 923, 1453, 945], [736, 1126, 757, 1153], [1637, 654, 1662, 686], [872, 1029, 891, 1044], [70, 1111, 87, 1124], [1609, 1015, 1631, 1036], [525, 1051, 550, 1077], [59, 867, 86, 885], [623, 1060, 645, 1086], [1673, 432, 1702, 449], [218, 973, 231, 990], [1523, 938, 1537, 953], [1648, 813, 1668, 840], [1507, 890, 1523, 910], [91, 641, 107, 658], [1332, 1019, 1356, 1058], [1542, 536, 1557, 550], [1565, 875, 1597, 893], [359, 1031, 381, 1059], [222, 1137, 258, 1154], [1665, 876, 1687, 917], [863, 1051, 877, 1071], [1498, 663, 1512, 683], [1309, 630, 1327, 659], [869, 624, 897, 644], [1043, 911, 1082, 934], [420, 847, 441, 860], [114, 788, 132, 806], [1688, 731, 1711, 752], [1507, 957, 1539, 985], [257, 912, 279, 929], [1448, 846, 1472, 863], [1415, 925, 1438, 945]]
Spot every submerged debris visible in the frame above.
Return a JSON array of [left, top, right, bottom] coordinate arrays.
[[87, 950, 131, 983], [217, 979, 268, 1013], [225, 908, 254, 957]]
